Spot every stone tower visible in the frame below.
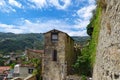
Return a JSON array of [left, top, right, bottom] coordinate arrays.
[[42, 29, 76, 80]]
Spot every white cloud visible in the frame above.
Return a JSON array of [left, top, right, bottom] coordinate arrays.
[[27, 0, 71, 10], [9, 0, 22, 8], [0, 0, 16, 13], [72, 1, 96, 34], [0, 23, 14, 28], [28, 0, 47, 9], [0, 23, 24, 33], [0, 0, 71, 12], [88, 0, 96, 5], [74, 20, 90, 29], [5, 28, 24, 33], [0, 0, 96, 36], [49, 0, 71, 10], [0, 19, 87, 36], [0, 0, 22, 13], [68, 30, 88, 36], [21, 19, 72, 33], [0, 0, 5, 6], [77, 5, 96, 20], [0, 0, 72, 11]]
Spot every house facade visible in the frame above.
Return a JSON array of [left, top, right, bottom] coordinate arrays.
[[42, 29, 76, 80], [13, 64, 35, 79], [0, 66, 11, 79]]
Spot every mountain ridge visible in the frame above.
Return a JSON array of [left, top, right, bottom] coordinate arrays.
[[0, 32, 89, 55]]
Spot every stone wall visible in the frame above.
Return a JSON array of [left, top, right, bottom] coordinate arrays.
[[42, 29, 75, 80], [43, 30, 67, 80], [12, 75, 36, 80], [12, 77, 22, 80], [66, 75, 81, 80], [93, 0, 120, 80], [24, 75, 36, 80], [19, 67, 31, 78], [65, 34, 76, 75], [26, 49, 43, 60]]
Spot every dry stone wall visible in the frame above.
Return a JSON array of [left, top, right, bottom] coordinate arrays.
[[93, 0, 120, 80]]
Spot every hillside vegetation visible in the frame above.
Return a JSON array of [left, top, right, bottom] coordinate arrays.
[[74, 1, 102, 77], [0, 32, 89, 55], [0, 33, 44, 55]]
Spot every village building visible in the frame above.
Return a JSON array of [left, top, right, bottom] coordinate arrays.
[[26, 49, 44, 60], [5, 52, 22, 65], [15, 29, 80, 80], [13, 64, 35, 79], [0, 66, 11, 80], [42, 29, 77, 80]]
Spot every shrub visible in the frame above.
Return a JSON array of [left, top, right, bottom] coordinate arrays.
[[81, 75, 87, 80]]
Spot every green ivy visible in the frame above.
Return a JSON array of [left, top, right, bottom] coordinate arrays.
[[74, 4, 102, 76]]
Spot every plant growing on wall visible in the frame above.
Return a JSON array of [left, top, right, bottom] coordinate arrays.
[[23, 58, 42, 80], [32, 58, 42, 80], [74, 1, 102, 77]]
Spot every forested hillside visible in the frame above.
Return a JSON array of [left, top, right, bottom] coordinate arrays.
[[0, 33, 44, 55], [0, 32, 89, 55], [72, 36, 90, 46]]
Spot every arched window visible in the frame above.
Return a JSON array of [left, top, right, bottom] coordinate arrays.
[[53, 50, 57, 61]]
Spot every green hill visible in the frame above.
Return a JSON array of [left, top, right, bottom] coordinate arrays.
[[72, 36, 90, 46], [0, 33, 44, 55], [0, 32, 89, 55]]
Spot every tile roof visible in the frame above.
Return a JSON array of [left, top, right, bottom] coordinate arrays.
[[27, 49, 44, 53], [0, 66, 10, 73]]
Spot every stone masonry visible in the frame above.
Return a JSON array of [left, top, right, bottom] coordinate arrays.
[[42, 29, 76, 80], [93, 0, 120, 80]]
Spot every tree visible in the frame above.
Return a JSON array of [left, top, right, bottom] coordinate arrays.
[[74, 46, 92, 76]]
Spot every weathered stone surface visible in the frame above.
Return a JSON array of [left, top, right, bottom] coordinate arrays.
[[24, 75, 36, 80], [42, 29, 76, 80], [93, 0, 120, 80], [66, 75, 81, 80]]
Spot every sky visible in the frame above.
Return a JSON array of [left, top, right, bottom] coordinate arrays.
[[0, 0, 96, 36]]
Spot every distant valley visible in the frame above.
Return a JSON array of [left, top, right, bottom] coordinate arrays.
[[0, 32, 89, 55]]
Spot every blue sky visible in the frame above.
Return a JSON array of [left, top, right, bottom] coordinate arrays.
[[0, 0, 96, 36]]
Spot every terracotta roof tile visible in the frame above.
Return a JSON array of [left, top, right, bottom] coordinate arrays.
[[0, 66, 10, 73], [27, 49, 44, 53]]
